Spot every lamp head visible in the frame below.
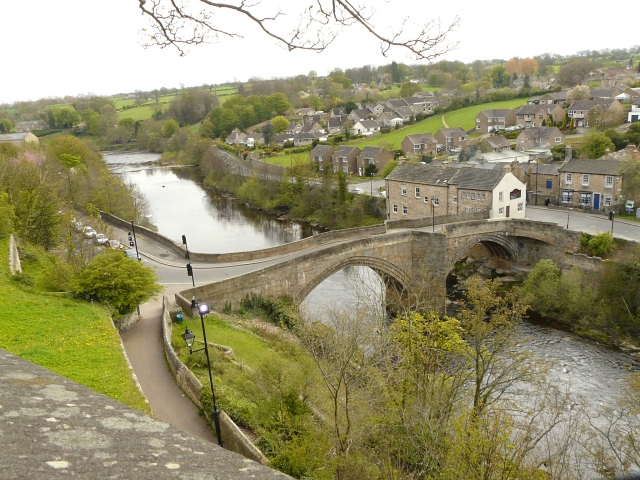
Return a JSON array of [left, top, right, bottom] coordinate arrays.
[[181, 327, 196, 348], [198, 303, 210, 316]]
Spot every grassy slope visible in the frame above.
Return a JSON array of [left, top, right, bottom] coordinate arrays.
[[0, 238, 149, 411], [443, 98, 528, 131]]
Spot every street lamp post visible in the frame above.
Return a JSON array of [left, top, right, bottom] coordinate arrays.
[[182, 234, 190, 260], [432, 198, 438, 233], [130, 221, 140, 260], [370, 171, 373, 196], [566, 207, 573, 229], [182, 301, 224, 447], [186, 263, 195, 287]]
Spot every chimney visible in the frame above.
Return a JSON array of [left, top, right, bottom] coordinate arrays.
[[605, 148, 610, 157], [565, 146, 572, 160]]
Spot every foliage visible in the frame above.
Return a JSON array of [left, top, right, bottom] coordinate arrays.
[[71, 249, 162, 315], [0, 238, 148, 411], [380, 159, 397, 178], [0, 191, 15, 235], [14, 184, 61, 250], [0, 118, 13, 132], [581, 231, 615, 257], [579, 131, 615, 158], [489, 65, 511, 88]]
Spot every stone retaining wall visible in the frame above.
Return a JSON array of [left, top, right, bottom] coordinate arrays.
[[113, 311, 141, 333], [386, 211, 488, 230], [9, 235, 21, 274], [161, 296, 268, 465]]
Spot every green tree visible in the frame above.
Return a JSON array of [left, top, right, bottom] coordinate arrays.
[[161, 119, 180, 138], [14, 184, 61, 250], [47, 105, 80, 129], [337, 171, 348, 205], [261, 121, 274, 146], [72, 249, 162, 315], [626, 122, 640, 145], [271, 115, 289, 133], [489, 66, 511, 88], [0, 191, 15, 234], [579, 131, 615, 158], [399, 82, 421, 97], [0, 118, 13, 133], [264, 93, 292, 117]]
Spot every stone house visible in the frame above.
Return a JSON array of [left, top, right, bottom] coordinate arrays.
[[377, 112, 403, 128], [516, 127, 564, 151], [484, 136, 512, 152], [310, 144, 335, 172], [402, 133, 439, 157], [356, 146, 394, 176], [327, 117, 345, 134], [402, 97, 434, 116], [538, 91, 569, 106], [0, 132, 39, 145], [474, 109, 516, 133], [292, 132, 326, 147], [434, 127, 468, 151], [629, 98, 640, 123], [299, 122, 324, 134], [330, 108, 347, 119], [385, 163, 526, 221], [332, 146, 361, 174], [567, 99, 624, 128], [394, 106, 415, 123], [245, 132, 264, 148], [351, 120, 381, 136], [525, 162, 559, 205], [225, 128, 246, 145], [515, 104, 565, 128], [14, 120, 48, 132], [558, 158, 624, 211], [285, 122, 303, 135], [347, 108, 374, 123]]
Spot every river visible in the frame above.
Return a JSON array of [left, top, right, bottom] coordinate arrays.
[[105, 152, 639, 444]]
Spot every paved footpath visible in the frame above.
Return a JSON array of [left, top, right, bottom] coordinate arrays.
[[119, 267, 216, 443]]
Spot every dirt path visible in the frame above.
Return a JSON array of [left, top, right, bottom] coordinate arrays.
[[441, 113, 449, 128]]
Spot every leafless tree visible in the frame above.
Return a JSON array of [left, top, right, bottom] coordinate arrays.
[[138, 0, 459, 60]]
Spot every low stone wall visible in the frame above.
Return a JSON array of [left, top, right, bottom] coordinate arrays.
[[563, 253, 603, 271], [9, 235, 21, 274], [161, 296, 268, 465], [113, 311, 141, 333], [386, 211, 488, 230]]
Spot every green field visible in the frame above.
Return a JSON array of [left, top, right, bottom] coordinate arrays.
[[443, 98, 528, 131], [0, 238, 149, 412]]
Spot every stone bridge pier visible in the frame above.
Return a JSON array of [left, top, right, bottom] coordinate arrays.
[[176, 220, 580, 315]]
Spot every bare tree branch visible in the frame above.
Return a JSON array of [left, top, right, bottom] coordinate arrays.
[[138, 0, 459, 60]]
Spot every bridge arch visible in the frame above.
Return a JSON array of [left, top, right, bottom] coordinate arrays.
[[296, 255, 411, 304], [446, 233, 520, 272]]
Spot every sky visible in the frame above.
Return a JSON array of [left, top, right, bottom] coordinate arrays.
[[1, 0, 636, 105]]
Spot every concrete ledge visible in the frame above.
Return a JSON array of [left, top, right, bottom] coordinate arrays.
[[9, 234, 21, 274], [0, 348, 289, 479]]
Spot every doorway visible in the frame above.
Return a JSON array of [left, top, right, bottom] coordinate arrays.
[[506, 205, 510, 217]]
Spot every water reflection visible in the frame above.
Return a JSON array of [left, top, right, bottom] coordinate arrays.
[[103, 152, 318, 253]]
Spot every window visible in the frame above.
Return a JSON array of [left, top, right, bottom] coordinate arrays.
[[481, 193, 486, 200], [518, 202, 523, 211], [555, 137, 562, 142], [579, 193, 591, 205], [582, 174, 589, 186], [333, 166, 337, 173], [402, 204, 407, 215], [453, 197, 457, 203], [499, 192, 504, 201], [424, 196, 429, 203], [604, 195, 612, 206], [499, 207, 504, 215], [565, 173, 573, 184], [343, 166, 348, 173], [319, 164, 323, 171], [561, 191, 573, 203], [415, 187, 420, 198], [539, 114, 544, 119], [393, 203, 398, 213], [471, 193, 476, 200], [546, 179, 553, 189], [461, 192, 466, 199], [605, 176, 613, 188], [432, 197, 439, 206], [401, 185, 407, 196]]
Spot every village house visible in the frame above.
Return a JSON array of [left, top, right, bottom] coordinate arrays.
[[14, 120, 48, 132], [629, 98, 640, 123], [225, 128, 246, 145], [331, 146, 361, 174], [558, 158, 624, 211], [356, 146, 394, 176], [515, 104, 565, 129], [537, 91, 569, 106], [402, 133, 439, 158], [309, 144, 335, 172], [376, 112, 403, 128], [402, 96, 435, 116], [567, 99, 624, 128], [244, 132, 264, 148], [516, 126, 564, 151], [525, 162, 559, 205], [385, 163, 526, 221], [0, 132, 39, 145], [327, 117, 346, 134], [474, 109, 516, 133], [350, 120, 381, 136], [347, 108, 374, 123], [292, 132, 326, 147], [284, 122, 303, 135], [483, 136, 512, 152], [434, 127, 468, 151]]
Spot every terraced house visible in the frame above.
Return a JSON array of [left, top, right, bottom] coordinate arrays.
[[474, 109, 516, 133], [558, 158, 624, 211]]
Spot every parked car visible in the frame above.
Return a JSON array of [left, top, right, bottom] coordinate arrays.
[[73, 221, 83, 231], [95, 233, 108, 245], [83, 226, 96, 238], [352, 188, 364, 194], [124, 249, 141, 261], [108, 239, 123, 249]]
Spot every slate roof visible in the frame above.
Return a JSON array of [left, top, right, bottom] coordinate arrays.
[[333, 145, 360, 156], [386, 163, 507, 191], [350, 108, 372, 119], [0, 132, 31, 141], [530, 163, 559, 175], [359, 146, 388, 158], [437, 127, 467, 138], [518, 127, 561, 141], [404, 133, 437, 145], [327, 118, 344, 128], [516, 104, 546, 115], [479, 109, 512, 118], [486, 136, 512, 149], [357, 120, 380, 128], [568, 99, 614, 111], [558, 158, 623, 175], [311, 145, 334, 156]]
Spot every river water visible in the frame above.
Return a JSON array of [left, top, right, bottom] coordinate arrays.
[[105, 152, 639, 437]]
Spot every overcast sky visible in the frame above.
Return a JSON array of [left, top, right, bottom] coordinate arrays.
[[2, 0, 635, 105]]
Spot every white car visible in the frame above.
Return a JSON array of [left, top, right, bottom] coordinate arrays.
[[95, 233, 109, 245], [83, 226, 97, 238], [124, 249, 141, 261], [108, 239, 123, 249], [352, 188, 364, 194]]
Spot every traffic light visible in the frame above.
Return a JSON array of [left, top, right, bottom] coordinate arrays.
[[182, 235, 187, 245], [186, 263, 193, 277], [609, 212, 614, 221], [128, 232, 132, 241]]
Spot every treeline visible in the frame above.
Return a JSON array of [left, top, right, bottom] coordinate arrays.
[[199, 148, 387, 229]]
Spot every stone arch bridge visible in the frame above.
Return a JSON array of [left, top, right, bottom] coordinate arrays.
[[176, 219, 581, 313]]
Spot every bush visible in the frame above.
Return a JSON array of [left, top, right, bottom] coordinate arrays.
[[265, 295, 300, 330], [586, 232, 615, 257]]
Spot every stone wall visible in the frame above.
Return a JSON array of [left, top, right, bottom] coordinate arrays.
[[387, 212, 488, 230], [8, 235, 21, 274], [113, 311, 141, 333], [161, 296, 268, 465]]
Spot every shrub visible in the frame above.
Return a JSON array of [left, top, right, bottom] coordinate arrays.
[[265, 295, 300, 330], [586, 232, 615, 257]]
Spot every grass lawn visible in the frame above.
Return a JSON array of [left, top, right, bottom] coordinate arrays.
[[118, 104, 161, 121], [0, 238, 149, 412], [443, 98, 528, 131]]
